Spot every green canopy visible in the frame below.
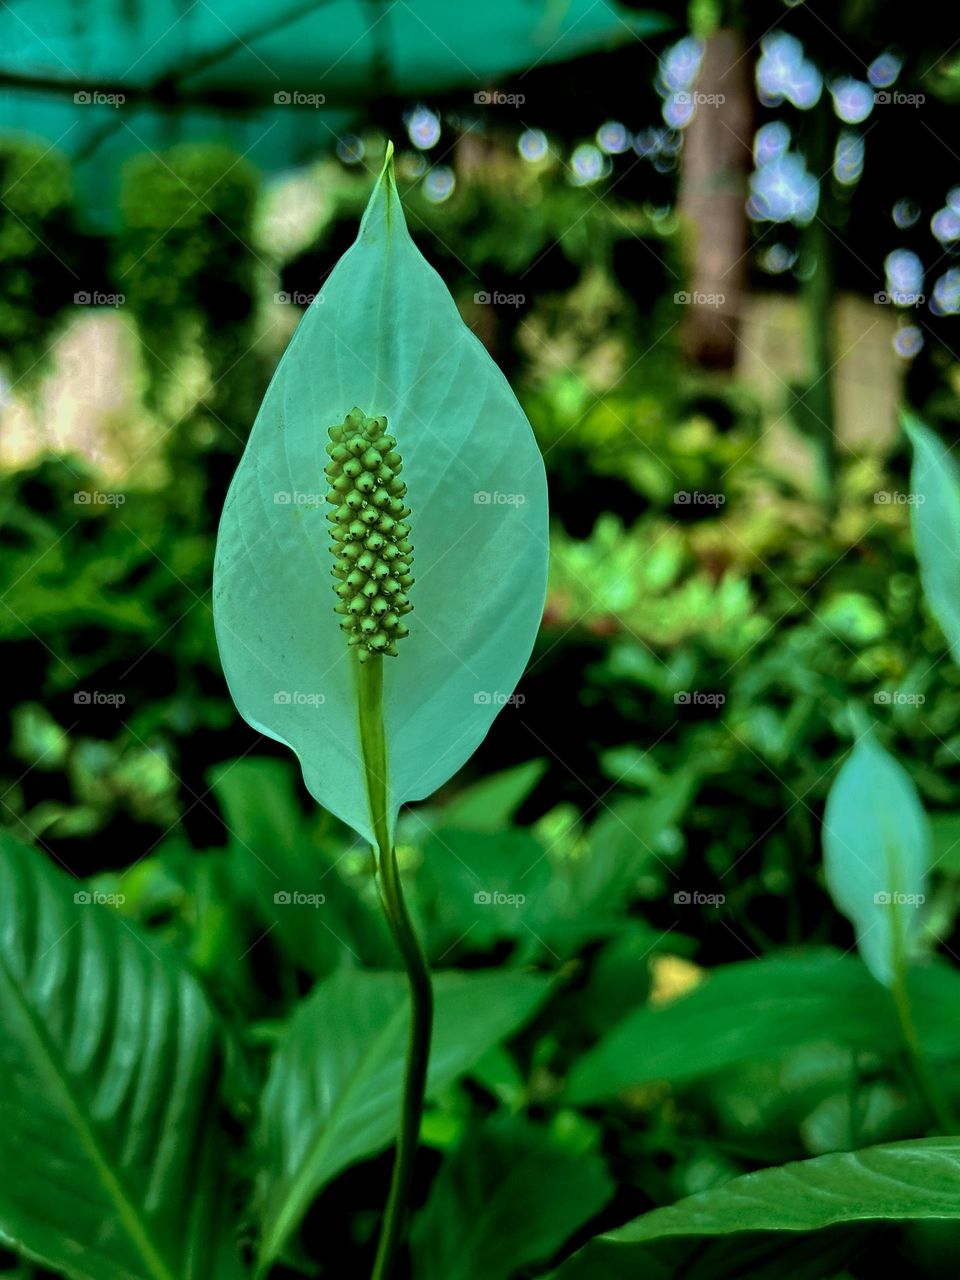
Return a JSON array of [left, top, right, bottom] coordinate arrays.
[[0, 0, 668, 222]]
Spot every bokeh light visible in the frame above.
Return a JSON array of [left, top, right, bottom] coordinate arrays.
[[893, 198, 921, 229], [830, 78, 874, 125], [834, 131, 865, 185], [657, 36, 704, 96], [868, 51, 903, 88], [894, 325, 924, 357], [570, 143, 608, 185], [422, 166, 455, 202], [932, 268, 960, 315], [884, 248, 924, 302], [760, 243, 799, 274], [518, 129, 549, 162], [335, 135, 365, 166], [749, 153, 820, 225], [756, 33, 823, 109], [754, 121, 791, 166], [406, 106, 441, 150], [932, 205, 960, 244], [597, 121, 631, 155]]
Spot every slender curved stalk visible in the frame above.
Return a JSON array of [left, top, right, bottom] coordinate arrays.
[[356, 654, 434, 1280]]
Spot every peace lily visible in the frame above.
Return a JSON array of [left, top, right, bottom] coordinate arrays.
[[213, 142, 548, 1277]]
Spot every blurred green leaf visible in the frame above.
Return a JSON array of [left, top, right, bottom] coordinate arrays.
[[930, 812, 960, 875], [209, 757, 390, 975], [410, 1117, 613, 1280], [414, 826, 552, 959], [823, 733, 931, 986], [565, 951, 960, 1103], [439, 759, 547, 831], [905, 414, 960, 663], [9, 703, 68, 771]]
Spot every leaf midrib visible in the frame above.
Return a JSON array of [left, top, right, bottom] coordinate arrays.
[[259, 982, 412, 1267], [0, 944, 177, 1280], [433, 1144, 550, 1280]]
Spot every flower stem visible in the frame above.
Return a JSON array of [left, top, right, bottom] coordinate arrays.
[[356, 654, 434, 1280]]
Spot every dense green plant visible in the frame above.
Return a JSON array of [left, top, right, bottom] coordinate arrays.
[[116, 143, 261, 422], [6, 117, 960, 1280], [0, 139, 76, 378]]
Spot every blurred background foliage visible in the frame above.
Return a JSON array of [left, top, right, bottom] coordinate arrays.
[[3, 0, 960, 1276]]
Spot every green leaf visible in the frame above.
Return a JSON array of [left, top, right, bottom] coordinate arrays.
[[208, 756, 390, 973], [554, 1226, 869, 1280], [439, 759, 547, 831], [565, 951, 960, 1103], [257, 967, 549, 1266], [905, 413, 960, 662], [556, 1137, 960, 1276], [822, 732, 931, 986], [414, 826, 552, 957], [213, 145, 548, 844], [930, 810, 960, 875], [0, 833, 242, 1280], [410, 1117, 613, 1280]]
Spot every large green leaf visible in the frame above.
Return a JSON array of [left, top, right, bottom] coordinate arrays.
[[213, 145, 548, 845], [410, 1117, 613, 1280], [0, 833, 241, 1280], [905, 414, 960, 662], [565, 951, 960, 1103], [208, 756, 391, 973], [554, 1226, 869, 1280], [822, 733, 931, 986], [413, 826, 553, 958], [555, 1137, 960, 1275], [436, 759, 547, 832], [257, 967, 549, 1267]]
